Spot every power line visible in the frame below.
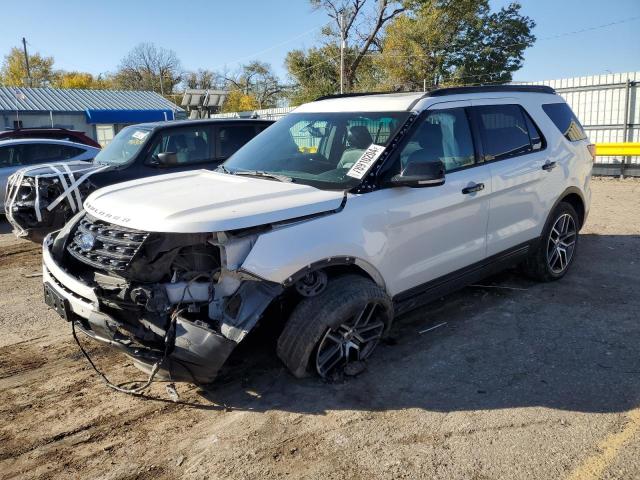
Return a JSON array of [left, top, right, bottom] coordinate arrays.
[[360, 15, 640, 60], [209, 24, 325, 71], [291, 14, 639, 88]]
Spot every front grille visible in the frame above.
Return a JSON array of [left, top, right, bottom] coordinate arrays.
[[67, 215, 149, 272]]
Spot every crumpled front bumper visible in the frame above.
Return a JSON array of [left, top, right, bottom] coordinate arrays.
[[42, 234, 237, 384]]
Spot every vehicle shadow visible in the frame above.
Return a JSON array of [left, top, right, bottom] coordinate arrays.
[[196, 232, 640, 415], [0, 217, 13, 234]]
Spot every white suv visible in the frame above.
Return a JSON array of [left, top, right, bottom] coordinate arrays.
[[42, 86, 593, 386]]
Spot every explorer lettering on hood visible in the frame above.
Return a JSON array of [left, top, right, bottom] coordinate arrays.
[[84, 170, 346, 232]]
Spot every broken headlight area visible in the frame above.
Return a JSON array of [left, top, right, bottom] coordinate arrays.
[[61, 215, 282, 385], [6, 174, 96, 241]]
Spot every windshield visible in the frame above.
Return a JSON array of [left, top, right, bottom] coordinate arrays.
[[222, 111, 410, 189], [93, 126, 152, 165]]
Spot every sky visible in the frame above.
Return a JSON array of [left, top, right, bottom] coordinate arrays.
[[1, 0, 638, 84]]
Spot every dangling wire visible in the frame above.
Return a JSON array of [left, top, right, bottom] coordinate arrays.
[[71, 313, 178, 395]]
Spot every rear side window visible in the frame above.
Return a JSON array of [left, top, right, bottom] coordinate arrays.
[[474, 105, 543, 161], [0, 146, 19, 167], [218, 125, 258, 159], [542, 103, 587, 142], [21, 143, 67, 164]]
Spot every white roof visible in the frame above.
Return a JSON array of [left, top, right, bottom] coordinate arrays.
[[294, 92, 425, 113], [292, 86, 562, 114]]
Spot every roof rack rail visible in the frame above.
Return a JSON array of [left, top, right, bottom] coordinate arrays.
[[314, 91, 394, 101], [426, 85, 556, 97]]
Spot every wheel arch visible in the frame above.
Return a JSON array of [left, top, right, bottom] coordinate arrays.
[[281, 256, 387, 292], [556, 187, 586, 229]]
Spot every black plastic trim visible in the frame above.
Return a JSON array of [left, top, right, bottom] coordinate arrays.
[[282, 256, 358, 287], [427, 85, 556, 97], [314, 92, 395, 101], [549, 186, 587, 230], [393, 240, 536, 316]]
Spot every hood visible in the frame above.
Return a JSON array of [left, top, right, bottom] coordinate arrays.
[[18, 160, 103, 178], [84, 170, 345, 233]]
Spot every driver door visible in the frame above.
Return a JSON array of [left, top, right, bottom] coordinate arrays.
[[361, 101, 492, 298]]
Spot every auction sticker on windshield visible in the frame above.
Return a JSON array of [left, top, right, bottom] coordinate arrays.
[[346, 144, 386, 180], [132, 130, 149, 140]]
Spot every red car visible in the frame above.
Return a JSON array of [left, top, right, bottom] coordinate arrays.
[[0, 128, 101, 148]]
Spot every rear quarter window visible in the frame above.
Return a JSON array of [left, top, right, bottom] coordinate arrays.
[[473, 104, 537, 161], [60, 145, 86, 159], [542, 103, 587, 142]]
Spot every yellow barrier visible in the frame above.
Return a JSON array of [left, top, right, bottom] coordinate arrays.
[[595, 143, 640, 156]]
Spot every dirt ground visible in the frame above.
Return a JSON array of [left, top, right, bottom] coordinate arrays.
[[1, 178, 639, 480]]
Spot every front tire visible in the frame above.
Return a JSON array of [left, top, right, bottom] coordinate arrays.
[[276, 275, 393, 379], [522, 202, 579, 282]]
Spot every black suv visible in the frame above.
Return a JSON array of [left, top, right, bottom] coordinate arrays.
[[5, 118, 274, 241]]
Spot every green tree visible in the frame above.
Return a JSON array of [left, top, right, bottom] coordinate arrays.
[[0, 47, 56, 87], [378, 0, 535, 90], [285, 46, 341, 105], [285, 44, 382, 104]]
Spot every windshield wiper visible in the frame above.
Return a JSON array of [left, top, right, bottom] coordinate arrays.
[[216, 165, 231, 174], [232, 170, 294, 183]]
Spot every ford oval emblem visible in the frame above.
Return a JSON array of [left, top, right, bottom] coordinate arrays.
[[78, 232, 96, 252]]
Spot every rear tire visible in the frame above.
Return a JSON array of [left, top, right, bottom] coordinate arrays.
[[276, 275, 393, 379], [522, 202, 579, 282]]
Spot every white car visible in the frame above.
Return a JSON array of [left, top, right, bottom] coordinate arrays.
[[42, 86, 593, 387], [1, 138, 99, 211]]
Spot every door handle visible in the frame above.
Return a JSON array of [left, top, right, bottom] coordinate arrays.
[[462, 183, 485, 194], [542, 161, 557, 171]]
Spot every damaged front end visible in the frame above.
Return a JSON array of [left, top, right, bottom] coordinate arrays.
[[5, 163, 102, 241], [45, 213, 282, 384]]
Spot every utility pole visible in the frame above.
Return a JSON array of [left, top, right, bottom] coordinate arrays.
[[22, 37, 32, 87], [339, 9, 347, 94]]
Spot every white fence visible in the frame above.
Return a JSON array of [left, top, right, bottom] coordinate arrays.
[[211, 72, 640, 176], [210, 106, 293, 120], [526, 72, 639, 176]]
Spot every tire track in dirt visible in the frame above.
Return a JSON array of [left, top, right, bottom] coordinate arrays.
[[0, 242, 41, 269], [0, 333, 219, 480]]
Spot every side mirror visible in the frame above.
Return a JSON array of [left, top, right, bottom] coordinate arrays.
[[389, 159, 445, 188], [155, 151, 178, 166]]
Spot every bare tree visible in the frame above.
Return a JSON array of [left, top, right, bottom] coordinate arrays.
[[184, 69, 224, 90], [114, 43, 182, 94], [311, 0, 405, 90], [224, 61, 284, 109]]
